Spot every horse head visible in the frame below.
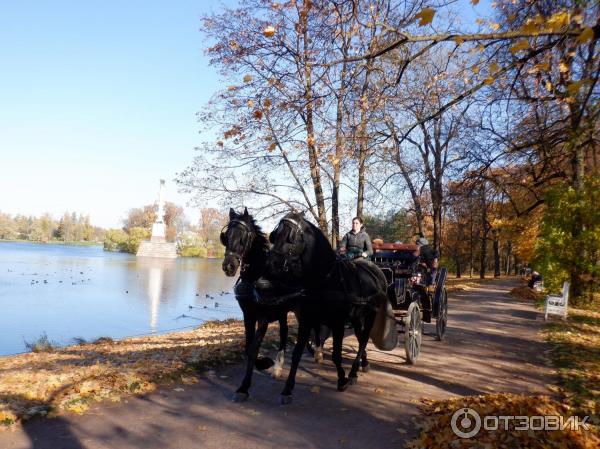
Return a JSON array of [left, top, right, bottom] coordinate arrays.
[[265, 212, 335, 287], [221, 207, 262, 277]]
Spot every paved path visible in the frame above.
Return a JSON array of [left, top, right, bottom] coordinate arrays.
[[0, 278, 554, 449]]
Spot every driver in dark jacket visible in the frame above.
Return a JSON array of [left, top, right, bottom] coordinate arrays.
[[416, 235, 439, 286], [339, 217, 373, 259]]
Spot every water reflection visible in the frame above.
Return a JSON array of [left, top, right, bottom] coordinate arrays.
[[134, 258, 177, 331], [0, 242, 239, 355]]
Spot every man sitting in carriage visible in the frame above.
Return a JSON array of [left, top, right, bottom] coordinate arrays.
[[415, 234, 439, 287]]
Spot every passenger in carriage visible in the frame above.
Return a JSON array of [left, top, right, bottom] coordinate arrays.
[[339, 216, 373, 259], [415, 234, 439, 286]]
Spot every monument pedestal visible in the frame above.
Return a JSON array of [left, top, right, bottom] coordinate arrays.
[[136, 241, 178, 258], [136, 180, 178, 259]]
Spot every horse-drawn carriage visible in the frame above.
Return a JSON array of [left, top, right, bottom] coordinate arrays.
[[369, 241, 448, 364]]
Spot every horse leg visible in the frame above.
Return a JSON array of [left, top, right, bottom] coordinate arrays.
[[361, 349, 370, 373], [232, 317, 269, 402], [242, 311, 256, 357], [349, 310, 377, 383], [331, 326, 349, 392], [272, 314, 288, 379], [279, 320, 311, 405], [313, 325, 324, 364]]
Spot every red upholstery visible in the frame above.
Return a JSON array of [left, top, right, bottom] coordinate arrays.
[[372, 242, 419, 254]]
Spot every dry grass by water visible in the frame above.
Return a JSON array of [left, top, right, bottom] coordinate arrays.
[[0, 319, 284, 428]]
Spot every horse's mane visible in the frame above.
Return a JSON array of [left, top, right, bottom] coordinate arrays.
[[233, 211, 269, 252], [284, 212, 335, 257]]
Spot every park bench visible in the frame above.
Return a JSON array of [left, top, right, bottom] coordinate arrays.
[[544, 281, 569, 321]]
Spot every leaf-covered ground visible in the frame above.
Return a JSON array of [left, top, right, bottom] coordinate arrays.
[[446, 275, 517, 293], [405, 393, 599, 449], [0, 319, 283, 428], [406, 291, 600, 448], [544, 307, 600, 427]]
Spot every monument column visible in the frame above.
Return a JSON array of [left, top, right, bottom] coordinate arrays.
[[151, 179, 166, 243]]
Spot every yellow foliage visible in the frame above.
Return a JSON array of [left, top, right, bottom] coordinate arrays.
[[243, 74, 253, 83], [509, 39, 530, 54], [521, 18, 541, 34], [547, 11, 570, 31], [577, 27, 595, 44], [415, 8, 435, 27], [567, 80, 583, 96], [559, 62, 569, 73], [471, 0, 479, 5]]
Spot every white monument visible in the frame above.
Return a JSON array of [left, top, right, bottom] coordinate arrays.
[[150, 179, 167, 243], [136, 179, 178, 258]]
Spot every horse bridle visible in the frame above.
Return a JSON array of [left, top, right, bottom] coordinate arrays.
[[271, 217, 304, 273], [220, 219, 255, 272]]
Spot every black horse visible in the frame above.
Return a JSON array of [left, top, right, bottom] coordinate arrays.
[[221, 208, 295, 402], [263, 212, 388, 404]]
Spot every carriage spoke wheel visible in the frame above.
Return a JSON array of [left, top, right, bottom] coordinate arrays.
[[435, 289, 448, 341], [404, 302, 422, 364]]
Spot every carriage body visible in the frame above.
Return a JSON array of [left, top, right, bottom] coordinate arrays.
[[370, 241, 449, 364]]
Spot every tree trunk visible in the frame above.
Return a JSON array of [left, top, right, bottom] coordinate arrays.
[[301, 12, 327, 234], [469, 211, 474, 278], [493, 229, 500, 277], [480, 235, 487, 279], [455, 254, 461, 278], [331, 56, 348, 248], [505, 240, 512, 276], [480, 184, 488, 279]]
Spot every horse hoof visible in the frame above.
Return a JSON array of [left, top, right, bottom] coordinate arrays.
[[279, 394, 293, 405], [255, 357, 274, 371], [314, 352, 324, 364], [348, 377, 358, 385], [337, 379, 349, 392], [231, 392, 249, 403], [272, 368, 283, 379], [361, 364, 370, 373]]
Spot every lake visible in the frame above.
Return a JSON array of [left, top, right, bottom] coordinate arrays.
[[0, 242, 239, 356]]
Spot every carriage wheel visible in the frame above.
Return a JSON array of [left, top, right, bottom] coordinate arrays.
[[404, 301, 422, 364], [435, 289, 448, 341]]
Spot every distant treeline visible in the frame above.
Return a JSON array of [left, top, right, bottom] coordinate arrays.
[[0, 211, 105, 243]]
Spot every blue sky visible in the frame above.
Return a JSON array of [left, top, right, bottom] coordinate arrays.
[[0, 0, 492, 229], [0, 0, 231, 228]]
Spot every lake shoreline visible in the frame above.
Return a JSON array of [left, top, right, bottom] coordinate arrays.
[[0, 239, 102, 247], [0, 317, 286, 428]]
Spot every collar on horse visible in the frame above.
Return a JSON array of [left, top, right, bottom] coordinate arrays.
[[276, 216, 304, 273]]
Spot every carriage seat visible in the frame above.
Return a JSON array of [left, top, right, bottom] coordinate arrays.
[[371, 242, 420, 264]]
